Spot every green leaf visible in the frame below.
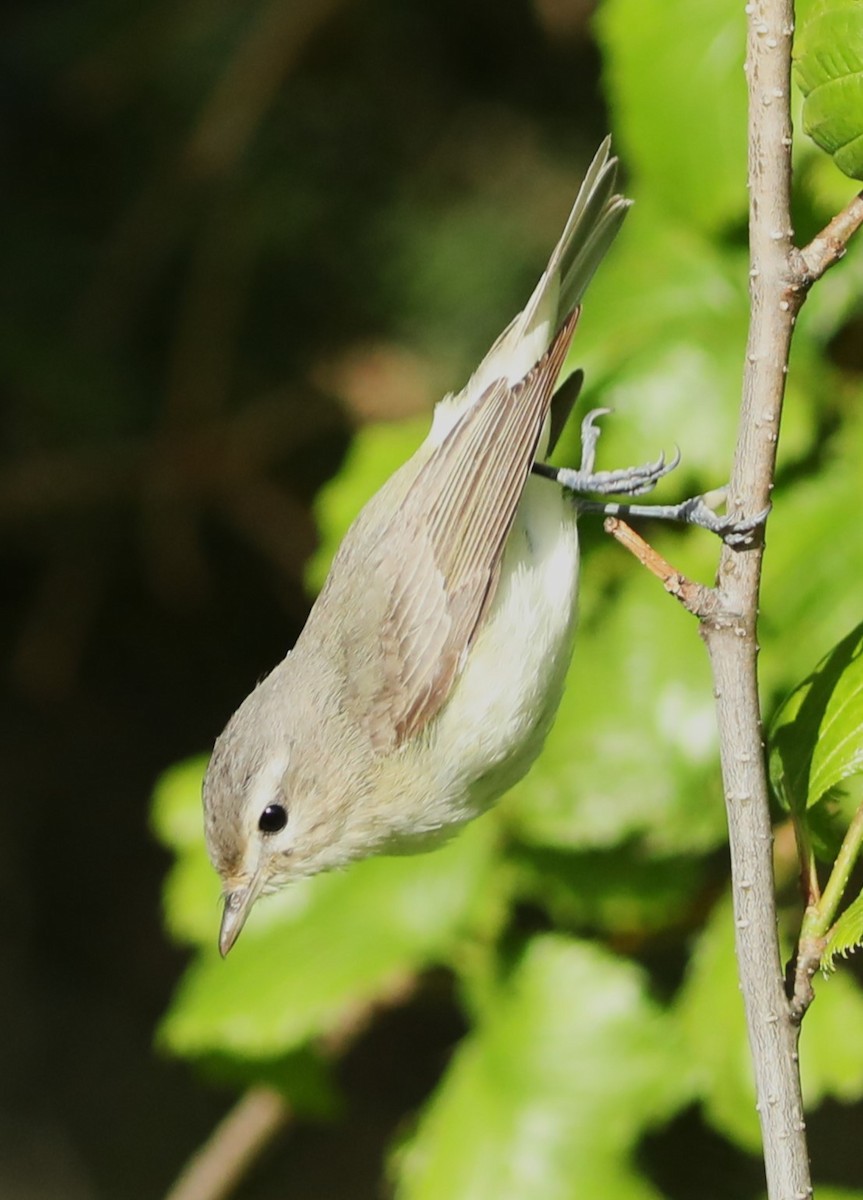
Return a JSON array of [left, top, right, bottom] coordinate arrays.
[[596, 0, 747, 233], [553, 203, 817, 482], [805, 783, 863, 862], [823, 889, 863, 971], [674, 892, 761, 1150], [157, 816, 500, 1060], [760, 400, 863, 698], [769, 621, 863, 813], [794, 0, 863, 180], [151, 757, 222, 946], [511, 845, 706, 937], [306, 417, 428, 591], [676, 889, 863, 1147], [151, 756, 211, 851], [504, 533, 727, 855], [809, 638, 863, 806], [800, 969, 863, 1105], [196, 1047, 340, 1120], [394, 936, 691, 1200]]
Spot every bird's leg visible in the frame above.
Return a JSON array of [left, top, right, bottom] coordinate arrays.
[[577, 493, 769, 548], [532, 408, 768, 548], [533, 408, 680, 497]]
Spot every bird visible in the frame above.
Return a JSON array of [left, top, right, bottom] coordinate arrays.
[[203, 139, 756, 956]]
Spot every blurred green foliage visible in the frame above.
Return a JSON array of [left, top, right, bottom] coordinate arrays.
[[145, 0, 863, 1196]]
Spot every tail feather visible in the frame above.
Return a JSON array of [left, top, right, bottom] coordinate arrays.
[[429, 140, 630, 447], [552, 136, 632, 318]]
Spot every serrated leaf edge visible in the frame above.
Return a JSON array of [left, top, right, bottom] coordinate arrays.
[[823, 890, 863, 973]]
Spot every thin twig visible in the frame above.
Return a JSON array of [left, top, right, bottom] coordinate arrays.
[[163, 1086, 290, 1200], [793, 189, 863, 284], [602, 517, 716, 617], [163, 972, 418, 1200]]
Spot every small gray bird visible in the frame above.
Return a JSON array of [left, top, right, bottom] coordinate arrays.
[[204, 140, 754, 956]]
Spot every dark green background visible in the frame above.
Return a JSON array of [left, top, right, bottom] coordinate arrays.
[[4, 0, 863, 1197]]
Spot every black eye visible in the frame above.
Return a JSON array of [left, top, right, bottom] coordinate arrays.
[[258, 803, 288, 834]]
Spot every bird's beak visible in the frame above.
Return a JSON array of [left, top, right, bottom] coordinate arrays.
[[219, 873, 264, 957]]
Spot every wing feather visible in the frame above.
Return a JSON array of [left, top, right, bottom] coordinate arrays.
[[320, 309, 580, 751]]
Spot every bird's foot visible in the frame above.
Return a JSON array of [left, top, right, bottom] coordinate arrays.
[[532, 410, 768, 547]]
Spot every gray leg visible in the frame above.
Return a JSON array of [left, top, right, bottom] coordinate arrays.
[[533, 409, 681, 497], [533, 408, 768, 547], [579, 494, 770, 548]]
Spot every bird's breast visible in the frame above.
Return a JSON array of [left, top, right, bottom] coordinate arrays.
[[410, 475, 581, 830]]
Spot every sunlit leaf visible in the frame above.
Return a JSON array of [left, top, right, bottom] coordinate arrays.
[[395, 936, 691, 1200], [674, 892, 760, 1151], [677, 888, 863, 1147], [823, 890, 863, 972], [555, 203, 817, 481], [597, 0, 747, 233], [504, 534, 727, 855], [801, 969, 863, 1105], [151, 756, 211, 851], [306, 416, 428, 591], [151, 757, 221, 945], [157, 816, 500, 1059], [769, 621, 863, 812], [794, 0, 863, 180], [761, 400, 863, 699]]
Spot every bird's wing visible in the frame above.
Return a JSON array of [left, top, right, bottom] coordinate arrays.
[[315, 310, 579, 753]]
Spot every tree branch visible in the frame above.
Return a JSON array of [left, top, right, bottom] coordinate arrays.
[[793, 189, 863, 284], [163, 1087, 290, 1200], [602, 517, 718, 617], [696, 2, 862, 1196], [162, 972, 418, 1200], [697, 3, 810, 1196]]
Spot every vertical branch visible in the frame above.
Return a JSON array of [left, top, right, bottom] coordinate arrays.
[[598, 4, 863, 1181], [700, 1, 810, 1196]]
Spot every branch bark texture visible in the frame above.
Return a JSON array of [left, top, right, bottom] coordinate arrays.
[[699, 2, 857, 1196]]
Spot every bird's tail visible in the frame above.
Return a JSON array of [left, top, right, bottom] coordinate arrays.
[[551, 136, 631, 318], [463, 139, 630, 402]]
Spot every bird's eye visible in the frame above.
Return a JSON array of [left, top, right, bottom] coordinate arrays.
[[258, 803, 288, 834]]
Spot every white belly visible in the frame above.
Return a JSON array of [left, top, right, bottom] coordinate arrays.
[[420, 474, 580, 826]]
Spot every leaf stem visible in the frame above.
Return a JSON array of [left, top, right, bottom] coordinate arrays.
[[788, 797, 863, 1018], [803, 796, 863, 940], [790, 808, 821, 908]]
